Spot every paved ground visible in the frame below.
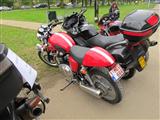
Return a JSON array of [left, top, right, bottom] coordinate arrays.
[[1, 5, 160, 120]]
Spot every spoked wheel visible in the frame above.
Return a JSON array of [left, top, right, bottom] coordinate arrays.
[[38, 51, 58, 67], [90, 69, 123, 104], [122, 68, 136, 80]]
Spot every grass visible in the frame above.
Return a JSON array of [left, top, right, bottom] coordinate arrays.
[[1, 3, 155, 24], [0, 25, 58, 79]]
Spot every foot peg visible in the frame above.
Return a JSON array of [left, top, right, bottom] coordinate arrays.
[[150, 41, 158, 47]]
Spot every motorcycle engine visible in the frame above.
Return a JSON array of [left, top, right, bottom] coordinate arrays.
[[59, 64, 73, 81]]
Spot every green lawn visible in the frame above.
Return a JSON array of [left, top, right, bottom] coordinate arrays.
[[1, 3, 155, 24], [0, 25, 58, 78]]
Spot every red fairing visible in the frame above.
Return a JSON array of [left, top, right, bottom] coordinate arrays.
[[69, 56, 79, 72], [82, 47, 115, 67], [48, 32, 75, 53]]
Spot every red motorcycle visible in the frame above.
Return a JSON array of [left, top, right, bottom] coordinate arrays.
[[36, 25, 125, 104], [61, 9, 159, 80], [98, 10, 121, 36]]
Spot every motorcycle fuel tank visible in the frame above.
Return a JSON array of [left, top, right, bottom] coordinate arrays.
[[48, 32, 75, 53], [82, 47, 115, 67]]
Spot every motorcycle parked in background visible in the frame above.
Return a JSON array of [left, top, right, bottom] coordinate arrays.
[[0, 44, 49, 120], [36, 22, 125, 104], [98, 10, 121, 36]]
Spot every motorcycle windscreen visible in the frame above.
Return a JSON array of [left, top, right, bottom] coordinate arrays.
[[82, 47, 115, 67], [7, 49, 37, 88]]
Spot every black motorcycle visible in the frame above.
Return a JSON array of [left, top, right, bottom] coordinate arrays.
[[98, 10, 122, 36], [61, 9, 159, 80], [0, 44, 49, 120]]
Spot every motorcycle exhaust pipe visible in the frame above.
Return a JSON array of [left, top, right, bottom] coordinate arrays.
[[27, 96, 45, 118], [29, 101, 44, 118], [79, 82, 102, 98]]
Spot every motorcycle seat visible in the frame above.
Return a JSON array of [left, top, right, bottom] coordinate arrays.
[[70, 46, 89, 64], [87, 34, 124, 48]]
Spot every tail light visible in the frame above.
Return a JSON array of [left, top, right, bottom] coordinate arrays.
[[146, 15, 159, 26]]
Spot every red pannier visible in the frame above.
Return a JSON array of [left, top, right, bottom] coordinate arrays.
[[120, 10, 160, 42]]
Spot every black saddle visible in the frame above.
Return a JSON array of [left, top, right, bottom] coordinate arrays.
[[70, 46, 89, 64], [87, 34, 124, 48]]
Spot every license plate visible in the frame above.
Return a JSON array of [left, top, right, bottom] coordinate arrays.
[[109, 64, 125, 81], [138, 56, 146, 69]]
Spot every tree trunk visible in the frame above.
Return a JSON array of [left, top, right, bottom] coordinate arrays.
[[85, 0, 88, 7], [47, 0, 50, 9], [60, 0, 64, 8]]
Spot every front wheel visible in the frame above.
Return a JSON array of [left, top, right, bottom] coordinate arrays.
[[90, 68, 123, 104], [38, 51, 58, 67]]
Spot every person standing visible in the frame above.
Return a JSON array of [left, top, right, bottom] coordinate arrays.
[[109, 1, 120, 20]]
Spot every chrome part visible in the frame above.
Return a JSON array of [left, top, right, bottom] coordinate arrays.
[[92, 74, 117, 100], [36, 33, 43, 40], [38, 28, 44, 32], [29, 101, 44, 118], [79, 82, 102, 98], [59, 64, 73, 81], [36, 44, 43, 52]]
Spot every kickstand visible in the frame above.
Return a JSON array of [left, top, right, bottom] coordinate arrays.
[[60, 80, 75, 91]]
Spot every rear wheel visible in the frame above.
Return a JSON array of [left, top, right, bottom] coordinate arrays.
[[38, 51, 58, 67], [122, 68, 136, 80], [90, 68, 123, 104]]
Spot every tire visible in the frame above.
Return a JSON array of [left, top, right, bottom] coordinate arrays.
[[90, 68, 123, 104], [38, 51, 58, 67], [122, 68, 136, 80]]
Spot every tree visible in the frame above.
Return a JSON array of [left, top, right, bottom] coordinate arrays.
[[60, 0, 64, 7], [47, 0, 50, 9], [1, 0, 14, 7]]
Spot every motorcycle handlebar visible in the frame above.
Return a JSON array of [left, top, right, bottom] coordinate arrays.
[[49, 21, 63, 28], [78, 8, 87, 17]]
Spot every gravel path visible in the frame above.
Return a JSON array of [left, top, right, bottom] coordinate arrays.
[[0, 19, 62, 32]]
